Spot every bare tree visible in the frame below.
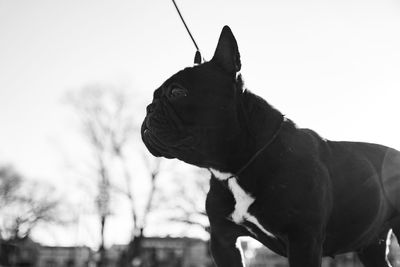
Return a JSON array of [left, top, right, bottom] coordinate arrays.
[[67, 85, 162, 267], [157, 167, 210, 236], [0, 166, 62, 241], [117, 156, 161, 267], [0, 166, 22, 212]]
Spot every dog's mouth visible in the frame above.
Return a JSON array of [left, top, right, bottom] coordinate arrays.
[[141, 120, 171, 158], [142, 116, 232, 170], [142, 94, 197, 159], [142, 127, 162, 157], [141, 115, 197, 159]]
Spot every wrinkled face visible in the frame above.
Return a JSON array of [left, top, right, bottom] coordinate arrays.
[[141, 26, 242, 168], [142, 63, 239, 166]]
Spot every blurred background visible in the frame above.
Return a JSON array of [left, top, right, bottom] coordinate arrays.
[[1, 0, 400, 266]]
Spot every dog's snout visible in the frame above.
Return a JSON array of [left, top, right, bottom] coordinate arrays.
[[147, 103, 156, 114]]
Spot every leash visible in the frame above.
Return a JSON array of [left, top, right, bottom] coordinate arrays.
[[171, 0, 203, 64]]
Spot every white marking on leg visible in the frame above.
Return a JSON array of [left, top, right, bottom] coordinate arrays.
[[385, 229, 393, 267], [235, 238, 246, 266], [246, 215, 275, 238]]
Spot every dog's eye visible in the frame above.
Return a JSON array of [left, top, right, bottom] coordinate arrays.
[[169, 87, 188, 98]]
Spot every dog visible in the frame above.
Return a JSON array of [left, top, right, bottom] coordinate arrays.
[[141, 26, 400, 267]]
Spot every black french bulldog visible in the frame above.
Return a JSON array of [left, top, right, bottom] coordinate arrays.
[[141, 26, 400, 267]]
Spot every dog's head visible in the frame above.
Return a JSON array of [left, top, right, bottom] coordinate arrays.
[[142, 26, 249, 170]]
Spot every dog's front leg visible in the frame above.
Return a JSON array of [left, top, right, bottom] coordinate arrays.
[[287, 231, 324, 267], [210, 231, 245, 267], [209, 221, 249, 267]]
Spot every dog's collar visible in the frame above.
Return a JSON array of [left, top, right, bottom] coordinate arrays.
[[209, 115, 285, 181], [234, 115, 285, 178]]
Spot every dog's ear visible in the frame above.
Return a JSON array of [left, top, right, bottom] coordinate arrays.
[[212, 26, 241, 74]]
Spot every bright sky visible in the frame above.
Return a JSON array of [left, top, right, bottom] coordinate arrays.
[[1, 0, 400, 248]]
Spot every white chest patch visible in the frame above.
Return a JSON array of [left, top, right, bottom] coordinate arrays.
[[209, 168, 276, 238]]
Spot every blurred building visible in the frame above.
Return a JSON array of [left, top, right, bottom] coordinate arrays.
[[244, 245, 287, 267], [1, 236, 210, 267], [2, 235, 400, 267], [106, 237, 211, 267], [36, 246, 93, 267], [0, 237, 39, 267]]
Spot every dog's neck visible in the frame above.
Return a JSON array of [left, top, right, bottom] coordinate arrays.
[[242, 90, 284, 148], [221, 87, 286, 174]]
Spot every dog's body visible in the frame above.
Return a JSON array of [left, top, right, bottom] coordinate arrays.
[[142, 26, 400, 266], [205, 106, 400, 267]]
